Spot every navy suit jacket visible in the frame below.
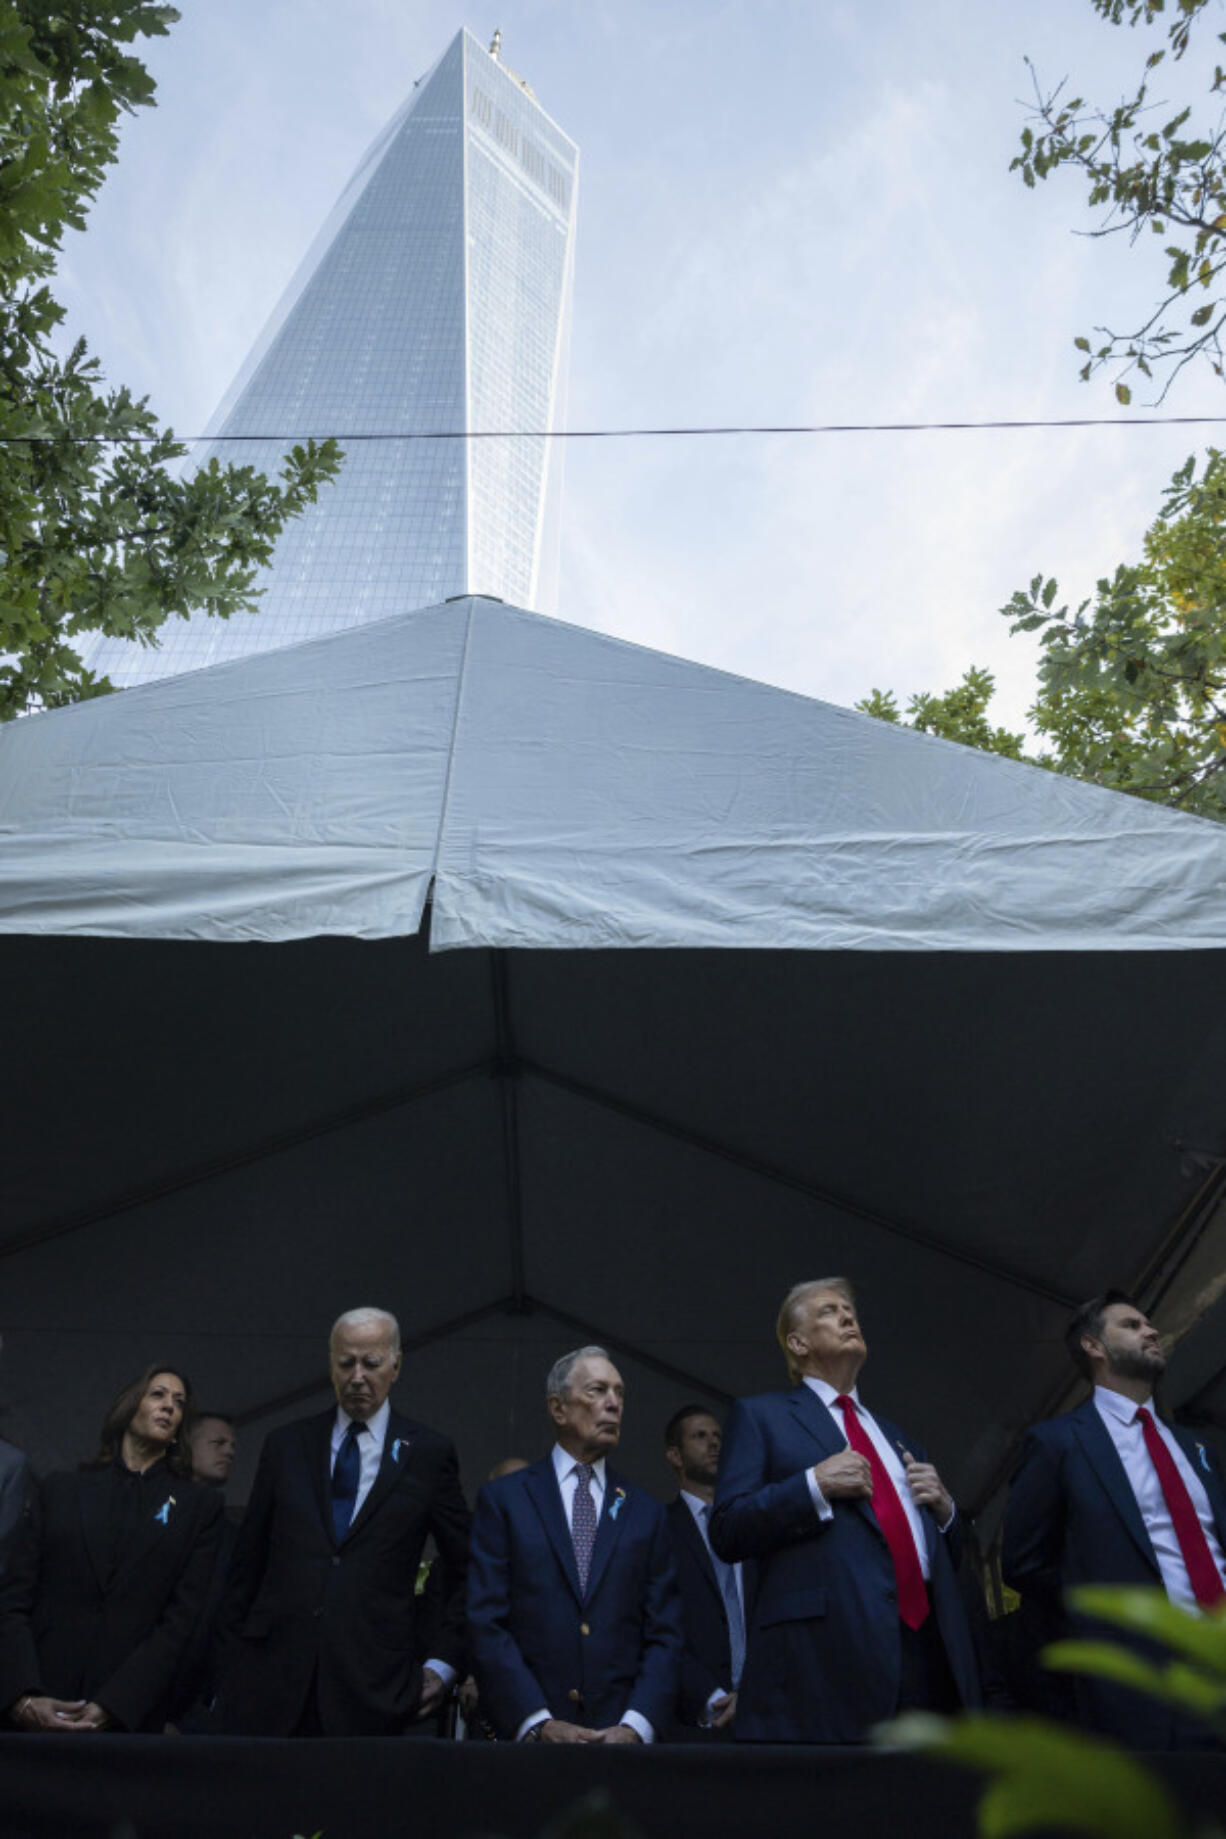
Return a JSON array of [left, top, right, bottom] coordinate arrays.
[[709, 1384, 981, 1742], [1002, 1396, 1226, 1747], [467, 1455, 682, 1739], [221, 1407, 470, 1736], [664, 1495, 758, 1730]]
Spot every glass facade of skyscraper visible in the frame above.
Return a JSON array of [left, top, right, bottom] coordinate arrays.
[[82, 29, 578, 688]]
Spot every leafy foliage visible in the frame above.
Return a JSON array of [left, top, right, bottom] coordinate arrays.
[[1011, 0, 1226, 400], [857, 668, 1028, 761], [859, 449, 1226, 823], [0, 0, 342, 718], [886, 1586, 1226, 1839]]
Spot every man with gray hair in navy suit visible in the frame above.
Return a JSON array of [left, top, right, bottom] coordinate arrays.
[[468, 1345, 682, 1743]]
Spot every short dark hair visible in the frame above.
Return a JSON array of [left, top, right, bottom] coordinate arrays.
[[191, 1412, 235, 1430], [664, 1403, 718, 1450], [1065, 1291, 1140, 1380], [85, 1363, 196, 1478]]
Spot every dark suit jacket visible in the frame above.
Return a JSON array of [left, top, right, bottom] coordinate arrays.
[[663, 1496, 757, 1730], [1002, 1396, 1226, 1747], [221, 1408, 470, 1736], [0, 1439, 27, 1574], [0, 1465, 223, 1732], [709, 1384, 981, 1742], [467, 1455, 683, 1739]]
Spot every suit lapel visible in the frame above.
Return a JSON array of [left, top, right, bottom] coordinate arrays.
[[1071, 1399, 1160, 1572], [344, 1413, 414, 1544], [111, 1468, 184, 1585], [788, 1381, 882, 1540], [874, 1411, 939, 1565], [787, 1381, 846, 1459], [310, 1411, 337, 1544], [77, 1466, 114, 1595], [671, 1497, 722, 1607], [585, 1468, 627, 1604], [525, 1458, 583, 1603], [1171, 1425, 1226, 1551]]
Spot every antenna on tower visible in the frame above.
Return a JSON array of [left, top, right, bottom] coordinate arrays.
[[489, 28, 502, 58]]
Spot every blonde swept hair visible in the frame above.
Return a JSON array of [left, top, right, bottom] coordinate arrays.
[[775, 1278, 856, 1382]]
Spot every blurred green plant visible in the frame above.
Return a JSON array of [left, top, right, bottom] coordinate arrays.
[[886, 1585, 1226, 1839]]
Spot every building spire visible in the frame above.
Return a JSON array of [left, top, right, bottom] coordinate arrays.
[[489, 28, 501, 58]]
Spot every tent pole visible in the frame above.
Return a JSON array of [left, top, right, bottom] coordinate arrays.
[[492, 952, 528, 1311], [230, 1297, 521, 1428], [522, 1062, 1077, 1310], [0, 1059, 496, 1261], [530, 1297, 734, 1406]]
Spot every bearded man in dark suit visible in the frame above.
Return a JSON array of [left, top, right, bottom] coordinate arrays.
[[1003, 1290, 1226, 1749], [222, 1307, 470, 1736]]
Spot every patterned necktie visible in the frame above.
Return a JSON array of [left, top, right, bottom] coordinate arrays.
[[331, 1420, 368, 1543], [571, 1462, 598, 1592], [702, 1503, 747, 1687], [835, 1395, 928, 1630], [1135, 1407, 1226, 1608]]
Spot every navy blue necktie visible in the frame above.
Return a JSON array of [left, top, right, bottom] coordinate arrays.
[[331, 1420, 368, 1543]]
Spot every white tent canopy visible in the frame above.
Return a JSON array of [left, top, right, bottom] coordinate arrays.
[[5, 595, 1226, 951], [3, 596, 1225, 1532]]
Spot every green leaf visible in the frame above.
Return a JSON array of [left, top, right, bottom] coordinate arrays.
[[884, 1713, 1183, 1839], [1068, 1585, 1226, 1675], [1116, 381, 1133, 404]]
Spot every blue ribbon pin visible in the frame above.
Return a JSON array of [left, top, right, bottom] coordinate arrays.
[[1197, 1442, 1212, 1475], [391, 1439, 404, 1463], [609, 1487, 627, 1521], [153, 1496, 175, 1525]]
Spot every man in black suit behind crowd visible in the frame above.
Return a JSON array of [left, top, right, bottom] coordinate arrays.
[[663, 1405, 753, 1737], [221, 1307, 470, 1736], [1003, 1290, 1226, 1749]]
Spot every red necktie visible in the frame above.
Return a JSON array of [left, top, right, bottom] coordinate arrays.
[[835, 1395, 928, 1630], [1135, 1407, 1226, 1609]]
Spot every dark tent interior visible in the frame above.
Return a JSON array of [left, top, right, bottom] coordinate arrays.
[[6, 923, 1226, 1547]]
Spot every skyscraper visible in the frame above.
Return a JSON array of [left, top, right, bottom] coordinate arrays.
[[84, 28, 578, 688]]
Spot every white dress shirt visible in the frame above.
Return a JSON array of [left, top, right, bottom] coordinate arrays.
[[1092, 1386, 1226, 1611], [330, 1401, 454, 1688], [680, 1488, 743, 1713], [801, 1376, 936, 1577], [518, 1444, 653, 1743]]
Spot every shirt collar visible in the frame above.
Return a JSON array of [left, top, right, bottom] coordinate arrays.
[[1094, 1384, 1154, 1426], [551, 1442, 607, 1491], [680, 1488, 711, 1524], [804, 1375, 861, 1408], [333, 1397, 391, 1447]]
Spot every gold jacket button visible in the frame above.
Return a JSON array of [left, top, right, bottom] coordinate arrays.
[[579, 1622, 590, 1636], [567, 1688, 581, 1704]]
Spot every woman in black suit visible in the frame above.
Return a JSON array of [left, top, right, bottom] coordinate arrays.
[[0, 1363, 223, 1733]]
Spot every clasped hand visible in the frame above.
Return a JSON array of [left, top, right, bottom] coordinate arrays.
[[11, 1695, 109, 1732], [812, 1447, 953, 1525], [536, 1719, 641, 1744]]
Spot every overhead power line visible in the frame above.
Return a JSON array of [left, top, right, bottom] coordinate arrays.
[[6, 413, 1226, 445]]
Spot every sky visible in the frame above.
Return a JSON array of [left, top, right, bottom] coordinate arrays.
[[54, 0, 1226, 732]]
